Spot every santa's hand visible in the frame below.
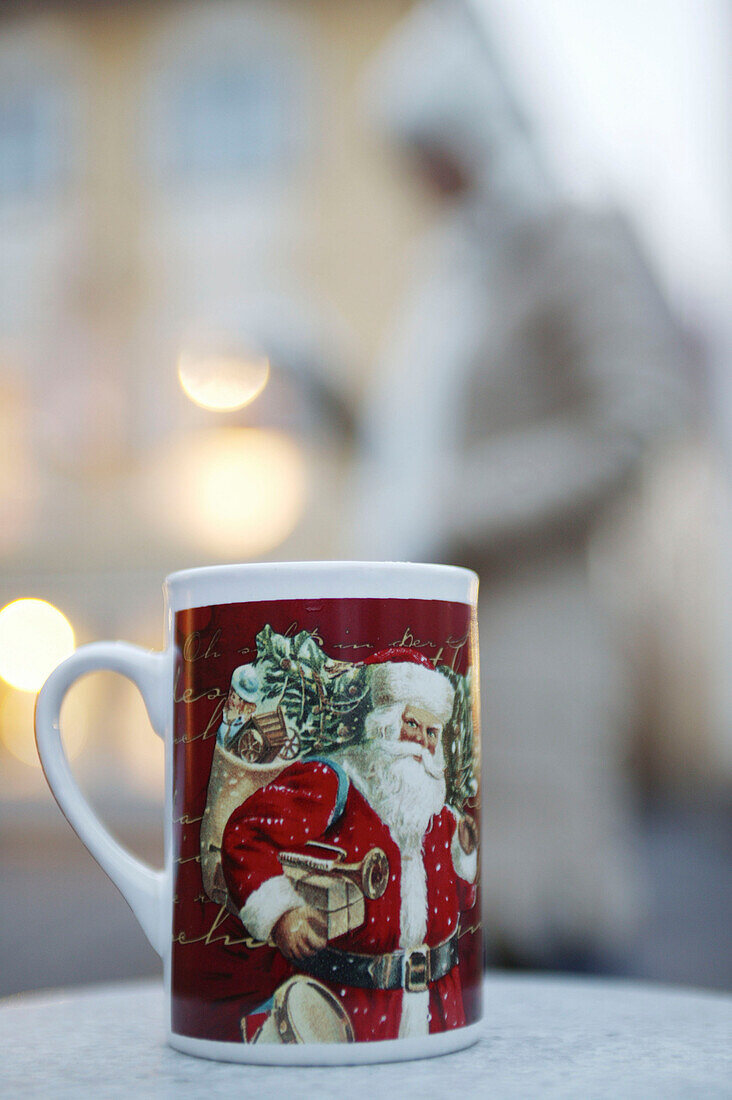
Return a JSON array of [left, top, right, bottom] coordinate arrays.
[[272, 905, 328, 960]]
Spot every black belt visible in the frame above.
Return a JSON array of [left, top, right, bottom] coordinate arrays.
[[296, 933, 459, 994]]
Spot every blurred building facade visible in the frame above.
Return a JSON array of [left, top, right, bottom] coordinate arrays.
[[0, 0, 429, 813]]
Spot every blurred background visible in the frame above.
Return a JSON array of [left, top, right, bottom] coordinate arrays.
[[0, 0, 730, 997]]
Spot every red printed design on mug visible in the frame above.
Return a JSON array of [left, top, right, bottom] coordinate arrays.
[[172, 597, 481, 1046]]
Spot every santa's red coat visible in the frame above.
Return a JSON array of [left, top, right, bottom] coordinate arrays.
[[221, 758, 476, 1043]]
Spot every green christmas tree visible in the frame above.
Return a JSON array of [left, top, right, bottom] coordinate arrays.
[[254, 625, 371, 758], [441, 666, 478, 813]]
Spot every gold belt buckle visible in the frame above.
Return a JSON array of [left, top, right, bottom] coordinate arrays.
[[403, 945, 429, 993]]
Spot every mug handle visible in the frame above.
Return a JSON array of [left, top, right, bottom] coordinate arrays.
[[35, 641, 171, 957]]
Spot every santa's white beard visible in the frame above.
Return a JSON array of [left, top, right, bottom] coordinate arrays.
[[333, 739, 446, 855], [334, 736, 446, 944], [332, 733, 447, 1039], [333, 736, 446, 1038]]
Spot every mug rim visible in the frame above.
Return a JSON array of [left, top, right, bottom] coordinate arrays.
[[164, 561, 478, 610]]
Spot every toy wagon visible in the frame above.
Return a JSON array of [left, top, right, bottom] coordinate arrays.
[[235, 706, 300, 764]]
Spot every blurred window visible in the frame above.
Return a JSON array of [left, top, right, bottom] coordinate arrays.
[[169, 62, 295, 179], [0, 81, 68, 201]]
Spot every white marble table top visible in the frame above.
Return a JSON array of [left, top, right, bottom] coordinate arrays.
[[2, 973, 730, 1099]]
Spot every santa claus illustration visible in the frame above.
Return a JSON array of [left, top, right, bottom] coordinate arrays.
[[221, 647, 478, 1043]]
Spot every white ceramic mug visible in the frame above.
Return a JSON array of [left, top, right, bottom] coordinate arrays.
[[35, 562, 482, 1065]]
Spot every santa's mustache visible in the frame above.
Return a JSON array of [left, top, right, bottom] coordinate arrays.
[[374, 737, 445, 780]]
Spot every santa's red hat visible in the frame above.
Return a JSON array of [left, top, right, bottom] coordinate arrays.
[[364, 647, 454, 724]]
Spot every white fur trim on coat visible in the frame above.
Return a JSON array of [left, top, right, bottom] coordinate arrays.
[[399, 988, 430, 1038], [370, 662, 454, 723], [397, 843, 431, 1038], [239, 874, 304, 943]]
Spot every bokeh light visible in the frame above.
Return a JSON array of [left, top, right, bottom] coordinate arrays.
[[178, 349, 270, 412], [0, 599, 75, 693], [0, 684, 89, 767], [147, 427, 306, 557]]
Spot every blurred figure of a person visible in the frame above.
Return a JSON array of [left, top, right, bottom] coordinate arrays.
[[351, 0, 690, 969]]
